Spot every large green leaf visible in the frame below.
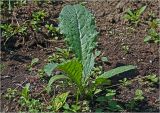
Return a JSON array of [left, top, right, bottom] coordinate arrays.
[[59, 4, 98, 79], [57, 59, 83, 87], [97, 65, 136, 79]]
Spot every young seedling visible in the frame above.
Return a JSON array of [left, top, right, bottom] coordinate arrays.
[[96, 89, 123, 112], [0, 23, 15, 44], [134, 89, 144, 101], [63, 103, 81, 112], [19, 83, 42, 112], [45, 23, 59, 37], [144, 28, 160, 43], [28, 58, 39, 71], [123, 6, 147, 25], [5, 88, 17, 100], [122, 45, 129, 54], [0, 63, 5, 72], [149, 18, 160, 29], [119, 78, 131, 87], [31, 10, 46, 31], [145, 74, 158, 84], [0, 23, 27, 45], [47, 47, 70, 63]]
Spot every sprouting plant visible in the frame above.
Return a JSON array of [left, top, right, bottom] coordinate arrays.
[[47, 92, 69, 112], [63, 103, 81, 112], [47, 47, 70, 63], [126, 89, 144, 111], [101, 56, 109, 62], [122, 45, 129, 54], [0, 63, 5, 72], [0, 23, 15, 44], [32, 10, 46, 21], [19, 83, 42, 112], [45, 23, 59, 37], [28, 58, 39, 71], [31, 10, 46, 31], [0, 23, 27, 45], [145, 74, 158, 84], [134, 89, 144, 101], [149, 18, 160, 29], [44, 4, 136, 102], [119, 78, 131, 86], [144, 28, 160, 43], [123, 6, 147, 25], [95, 89, 123, 112], [4, 88, 17, 100], [37, 69, 45, 78]]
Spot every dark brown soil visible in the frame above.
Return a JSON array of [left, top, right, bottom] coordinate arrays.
[[1, 0, 159, 112]]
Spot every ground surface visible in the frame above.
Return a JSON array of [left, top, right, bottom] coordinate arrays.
[[1, 0, 159, 112]]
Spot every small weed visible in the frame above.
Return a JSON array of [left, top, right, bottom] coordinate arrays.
[[0, 23, 15, 44], [134, 89, 144, 101], [5, 88, 17, 100], [119, 78, 131, 87], [96, 89, 123, 112], [19, 83, 42, 112], [0, 23, 27, 45], [37, 69, 45, 78], [101, 56, 109, 62], [149, 18, 160, 29], [47, 47, 70, 63], [126, 89, 144, 111], [123, 6, 147, 25], [0, 63, 5, 72], [28, 58, 39, 71], [45, 23, 59, 38], [32, 10, 46, 22], [144, 28, 160, 43], [122, 44, 129, 54], [63, 103, 81, 112], [31, 10, 46, 31], [145, 74, 158, 84]]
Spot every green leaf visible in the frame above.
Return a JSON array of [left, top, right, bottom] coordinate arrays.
[[59, 4, 98, 79], [95, 50, 101, 57], [44, 63, 58, 76], [127, 9, 134, 16], [94, 78, 111, 86], [52, 92, 69, 111], [98, 65, 136, 79], [137, 6, 147, 16], [101, 56, 108, 62], [31, 58, 39, 66], [21, 83, 30, 100], [46, 75, 69, 93], [144, 36, 151, 42], [57, 59, 83, 87]]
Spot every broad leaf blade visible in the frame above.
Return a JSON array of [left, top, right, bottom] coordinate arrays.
[[52, 92, 69, 111], [59, 4, 98, 79], [97, 65, 136, 79], [57, 59, 82, 87], [46, 75, 69, 93], [44, 63, 58, 76]]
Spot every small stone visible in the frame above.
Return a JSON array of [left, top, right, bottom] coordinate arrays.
[[97, 11, 105, 17]]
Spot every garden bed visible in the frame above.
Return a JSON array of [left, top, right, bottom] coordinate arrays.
[[1, 0, 159, 112]]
